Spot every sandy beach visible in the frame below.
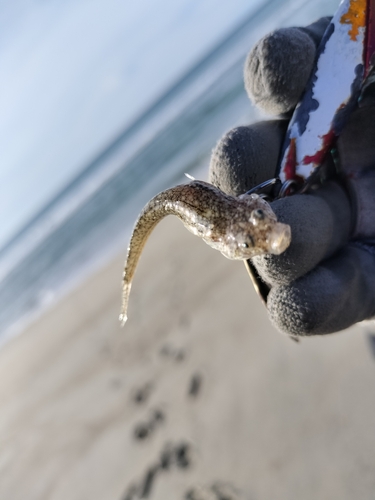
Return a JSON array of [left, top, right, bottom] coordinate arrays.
[[0, 216, 375, 500]]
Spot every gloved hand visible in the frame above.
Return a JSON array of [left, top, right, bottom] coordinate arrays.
[[209, 17, 375, 337]]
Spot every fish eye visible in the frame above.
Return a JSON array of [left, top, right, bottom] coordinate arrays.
[[241, 236, 254, 249], [252, 209, 265, 220]]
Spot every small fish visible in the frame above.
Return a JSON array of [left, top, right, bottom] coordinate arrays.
[[119, 180, 291, 325]]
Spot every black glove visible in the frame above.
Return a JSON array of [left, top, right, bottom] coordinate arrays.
[[209, 18, 375, 337]]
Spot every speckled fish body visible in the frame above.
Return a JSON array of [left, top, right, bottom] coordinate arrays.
[[120, 180, 291, 324], [279, 0, 372, 184]]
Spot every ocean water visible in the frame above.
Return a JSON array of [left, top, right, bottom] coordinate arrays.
[[0, 0, 339, 341]]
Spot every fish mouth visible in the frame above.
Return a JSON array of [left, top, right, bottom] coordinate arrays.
[[267, 223, 291, 255]]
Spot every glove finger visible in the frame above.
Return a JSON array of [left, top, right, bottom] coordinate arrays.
[[245, 17, 331, 115], [337, 104, 375, 239], [208, 119, 287, 196], [267, 244, 375, 336], [252, 181, 352, 286]]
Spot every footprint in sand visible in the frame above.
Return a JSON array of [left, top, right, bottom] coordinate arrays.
[[184, 482, 248, 500], [132, 382, 153, 405], [133, 408, 165, 441], [159, 343, 186, 362], [188, 372, 203, 398], [121, 441, 192, 500]]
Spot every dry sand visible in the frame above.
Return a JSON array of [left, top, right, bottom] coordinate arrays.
[[0, 217, 375, 500]]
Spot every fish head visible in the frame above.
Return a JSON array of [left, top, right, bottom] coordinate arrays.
[[219, 194, 291, 260]]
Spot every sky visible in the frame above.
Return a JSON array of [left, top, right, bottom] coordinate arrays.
[[0, 0, 266, 250]]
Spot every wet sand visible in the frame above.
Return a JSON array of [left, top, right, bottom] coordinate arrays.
[[0, 217, 375, 500]]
